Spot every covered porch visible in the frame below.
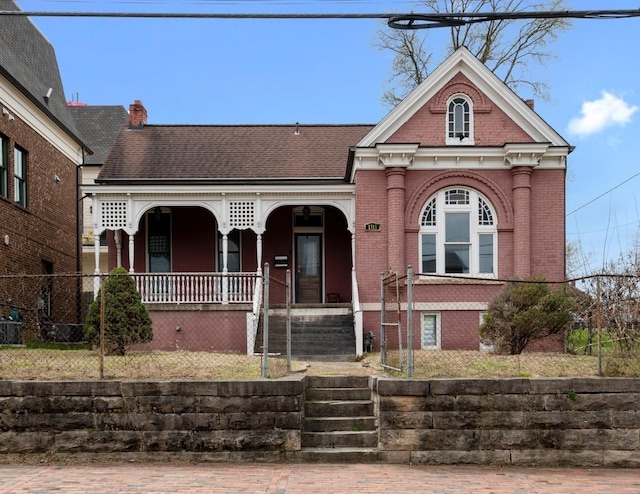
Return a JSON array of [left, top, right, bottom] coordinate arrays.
[[82, 186, 365, 356]]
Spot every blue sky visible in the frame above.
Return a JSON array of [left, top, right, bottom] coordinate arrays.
[[14, 0, 640, 276]]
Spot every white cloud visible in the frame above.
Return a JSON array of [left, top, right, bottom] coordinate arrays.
[[568, 91, 638, 137]]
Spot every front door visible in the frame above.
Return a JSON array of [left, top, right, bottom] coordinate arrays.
[[295, 233, 322, 303], [148, 209, 171, 273]]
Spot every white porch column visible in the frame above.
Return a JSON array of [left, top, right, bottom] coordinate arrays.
[[114, 230, 122, 267], [256, 233, 263, 273], [128, 234, 135, 273], [222, 233, 229, 304], [351, 233, 356, 269], [93, 235, 101, 299], [222, 233, 229, 273]]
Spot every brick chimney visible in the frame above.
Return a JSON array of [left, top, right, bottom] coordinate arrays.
[[524, 99, 535, 110], [129, 100, 147, 128]]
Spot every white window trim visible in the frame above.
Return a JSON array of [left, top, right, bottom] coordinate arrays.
[[446, 94, 474, 146], [419, 188, 497, 278], [421, 311, 441, 350]]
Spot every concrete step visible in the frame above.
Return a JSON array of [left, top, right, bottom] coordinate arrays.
[[302, 430, 378, 448], [304, 400, 374, 418], [298, 447, 383, 463], [304, 416, 376, 432], [255, 310, 355, 356], [307, 376, 370, 388], [294, 354, 354, 361], [306, 387, 372, 401], [303, 375, 378, 453]]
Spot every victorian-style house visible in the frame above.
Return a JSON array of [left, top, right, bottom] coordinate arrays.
[[83, 47, 571, 357]]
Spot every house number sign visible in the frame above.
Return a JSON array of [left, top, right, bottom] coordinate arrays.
[[364, 222, 381, 232]]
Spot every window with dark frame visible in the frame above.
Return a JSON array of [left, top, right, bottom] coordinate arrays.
[[13, 145, 26, 207], [0, 135, 7, 198]]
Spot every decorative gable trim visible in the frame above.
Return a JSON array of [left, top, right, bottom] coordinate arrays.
[[429, 77, 491, 114], [357, 47, 570, 148]]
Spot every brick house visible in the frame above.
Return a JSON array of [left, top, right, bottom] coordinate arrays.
[[83, 47, 571, 357], [0, 0, 88, 325]]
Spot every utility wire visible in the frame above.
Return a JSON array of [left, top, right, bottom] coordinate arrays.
[[566, 171, 640, 217], [0, 8, 639, 26]]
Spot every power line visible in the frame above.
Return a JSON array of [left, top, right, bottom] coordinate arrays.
[[566, 171, 640, 217], [0, 8, 639, 26], [388, 9, 640, 29]]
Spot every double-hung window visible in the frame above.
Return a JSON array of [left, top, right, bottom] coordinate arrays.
[[420, 188, 496, 276], [14, 146, 26, 207], [0, 135, 7, 198], [446, 95, 473, 145]]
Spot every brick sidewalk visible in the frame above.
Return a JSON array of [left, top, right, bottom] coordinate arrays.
[[0, 463, 639, 493]]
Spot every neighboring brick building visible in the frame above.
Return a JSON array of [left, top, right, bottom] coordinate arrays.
[[83, 47, 572, 356], [0, 0, 88, 323]]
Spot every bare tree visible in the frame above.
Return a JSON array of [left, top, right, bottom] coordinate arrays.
[[376, 0, 571, 106]]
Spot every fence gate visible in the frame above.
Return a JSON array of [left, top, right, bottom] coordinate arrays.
[[380, 271, 405, 372]]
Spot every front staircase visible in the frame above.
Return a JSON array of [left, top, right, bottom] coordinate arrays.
[[301, 376, 380, 462], [255, 306, 356, 360]]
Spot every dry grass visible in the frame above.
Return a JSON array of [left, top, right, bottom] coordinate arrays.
[[409, 350, 601, 378], [385, 350, 640, 378], [0, 347, 638, 380], [0, 349, 266, 380]]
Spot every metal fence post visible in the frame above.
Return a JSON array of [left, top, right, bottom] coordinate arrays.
[[407, 265, 413, 378], [380, 271, 386, 367], [596, 274, 602, 376], [286, 269, 292, 374], [262, 262, 270, 378]]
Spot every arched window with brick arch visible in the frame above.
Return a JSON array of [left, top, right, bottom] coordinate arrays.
[[419, 187, 496, 275], [446, 95, 473, 145]]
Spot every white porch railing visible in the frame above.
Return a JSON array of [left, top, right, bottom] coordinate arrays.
[[134, 272, 259, 304]]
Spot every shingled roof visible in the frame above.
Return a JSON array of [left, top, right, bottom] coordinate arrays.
[[98, 124, 374, 183], [0, 0, 84, 146], [69, 105, 128, 165]]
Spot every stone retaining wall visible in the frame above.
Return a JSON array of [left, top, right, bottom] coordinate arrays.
[[373, 377, 640, 467], [0, 378, 304, 461], [1, 376, 639, 466]]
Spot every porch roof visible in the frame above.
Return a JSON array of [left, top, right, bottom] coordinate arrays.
[[98, 123, 374, 183]]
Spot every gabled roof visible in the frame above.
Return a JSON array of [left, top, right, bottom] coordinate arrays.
[[357, 47, 570, 148], [97, 124, 373, 184], [69, 105, 128, 165], [0, 0, 85, 147]]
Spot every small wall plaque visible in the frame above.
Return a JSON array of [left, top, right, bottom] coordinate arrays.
[[274, 255, 289, 268], [364, 222, 381, 232]]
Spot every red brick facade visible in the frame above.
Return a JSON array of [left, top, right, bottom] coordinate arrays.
[[0, 115, 80, 277], [353, 56, 568, 353]]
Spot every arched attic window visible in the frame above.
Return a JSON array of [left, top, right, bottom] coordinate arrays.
[[446, 95, 473, 145], [419, 187, 496, 275]]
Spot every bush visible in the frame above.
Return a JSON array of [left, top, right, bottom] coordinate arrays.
[[85, 267, 153, 355], [479, 276, 575, 355]]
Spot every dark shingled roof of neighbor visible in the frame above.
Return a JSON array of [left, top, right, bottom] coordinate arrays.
[[0, 0, 84, 146], [69, 105, 128, 165]]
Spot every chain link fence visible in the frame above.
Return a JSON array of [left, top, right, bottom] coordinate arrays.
[[380, 268, 640, 378], [0, 268, 292, 380], [5, 268, 639, 380]]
